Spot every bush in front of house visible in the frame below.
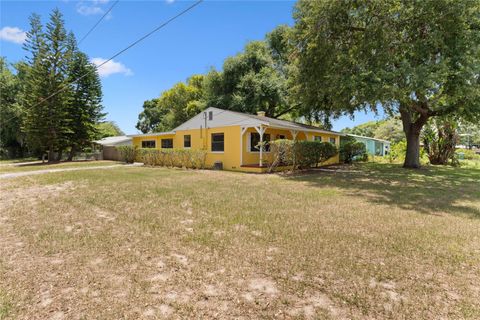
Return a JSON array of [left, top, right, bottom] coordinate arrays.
[[269, 139, 295, 171], [118, 145, 138, 163], [139, 148, 207, 169], [269, 140, 338, 172], [295, 141, 338, 168], [339, 137, 367, 164]]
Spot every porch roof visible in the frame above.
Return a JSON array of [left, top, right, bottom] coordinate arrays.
[[226, 109, 344, 136]]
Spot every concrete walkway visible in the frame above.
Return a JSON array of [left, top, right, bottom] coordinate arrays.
[[0, 163, 142, 179]]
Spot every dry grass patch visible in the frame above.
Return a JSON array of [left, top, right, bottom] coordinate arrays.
[[0, 164, 479, 319]]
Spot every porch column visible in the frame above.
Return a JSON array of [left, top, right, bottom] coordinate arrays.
[[255, 126, 266, 167], [290, 130, 298, 141], [240, 127, 248, 166]]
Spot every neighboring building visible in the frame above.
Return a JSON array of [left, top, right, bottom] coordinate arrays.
[[344, 134, 390, 156], [94, 135, 132, 160], [130, 107, 343, 173]]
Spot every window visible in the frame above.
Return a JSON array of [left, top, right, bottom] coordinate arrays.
[[250, 133, 271, 152], [142, 140, 156, 148], [329, 137, 336, 144], [184, 135, 191, 148], [208, 111, 213, 121], [161, 139, 173, 149], [276, 134, 286, 140], [211, 133, 224, 152], [314, 136, 322, 142]]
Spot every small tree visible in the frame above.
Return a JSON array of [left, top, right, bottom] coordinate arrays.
[[422, 119, 458, 165], [340, 137, 367, 164]]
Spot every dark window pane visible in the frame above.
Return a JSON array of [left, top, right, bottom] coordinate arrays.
[[161, 139, 173, 149], [314, 136, 322, 141], [209, 111, 213, 121], [142, 140, 156, 148], [184, 135, 191, 148], [329, 137, 336, 144], [250, 133, 270, 152], [211, 133, 224, 152]]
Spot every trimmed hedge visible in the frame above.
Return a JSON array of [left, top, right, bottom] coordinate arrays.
[[139, 148, 207, 169], [118, 145, 138, 163], [269, 140, 338, 171]]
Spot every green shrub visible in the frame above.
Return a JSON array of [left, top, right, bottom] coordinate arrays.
[[139, 148, 207, 169], [295, 141, 338, 168], [269, 140, 337, 171], [340, 138, 367, 164], [117, 145, 138, 163], [269, 139, 295, 171], [457, 149, 480, 160]]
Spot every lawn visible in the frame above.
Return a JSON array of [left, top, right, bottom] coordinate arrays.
[[0, 160, 121, 174], [0, 162, 479, 319]]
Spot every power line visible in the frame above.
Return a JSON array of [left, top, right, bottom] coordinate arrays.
[[10, 0, 203, 122], [78, 0, 120, 45]]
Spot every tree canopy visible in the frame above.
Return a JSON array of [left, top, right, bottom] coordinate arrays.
[[0, 9, 104, 161], [136, 26, 297, 133], [342, 118, 404, 143], [292, 0, 480, 167]]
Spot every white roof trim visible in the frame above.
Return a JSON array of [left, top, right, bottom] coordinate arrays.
[[347, 134, 390, 143], [128, 131, 175, 138]]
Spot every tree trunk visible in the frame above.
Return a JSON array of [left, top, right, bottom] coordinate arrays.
[[56, 150, 63, 162], [67, 146, 75, 161], [400, 105, 429, 169], [48, 144, 55, 163], [404, 130, 421, 168]]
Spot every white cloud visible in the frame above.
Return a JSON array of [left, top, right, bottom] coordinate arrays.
[[91, 57, 133, 77], [0, 26, 27, 44], [76, 0, 110, 16]]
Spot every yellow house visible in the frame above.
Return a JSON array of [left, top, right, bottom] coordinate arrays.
[[130, 107, 343, 173]]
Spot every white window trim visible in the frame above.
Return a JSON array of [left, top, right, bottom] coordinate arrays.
[[211, 133, 225, 153], [247, 132, 271, 153]]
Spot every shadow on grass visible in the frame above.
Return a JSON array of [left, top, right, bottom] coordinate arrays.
[[283, 163, 480, 219]]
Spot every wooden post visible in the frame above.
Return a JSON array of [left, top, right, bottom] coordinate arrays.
[[240, 127, 247, 166], [255, 126, 266, 167]]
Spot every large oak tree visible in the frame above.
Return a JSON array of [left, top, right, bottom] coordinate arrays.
[[292, 0, 480, 168]]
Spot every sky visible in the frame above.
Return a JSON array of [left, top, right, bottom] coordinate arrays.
[[1, 0, 386, 134]]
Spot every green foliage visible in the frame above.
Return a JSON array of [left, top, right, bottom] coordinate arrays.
[[136, 26, 297, 133], [18, 9, 104, 162], [457, 149, 480, 161], [66, 35, 104, 159], [95, 121, 124, 139], [268, 139, 295, 171], [292, 0, 480, 168], [422, 119, 459, 165], [136, 75, 205, 133], [269, 139, 337, 171], [340, 137, 367, 164], [295, 141, 338, 168], [118, 145, 138, 164], [0, 58, 28, 159], [388, 140, 407, 163], [139, 148, 207, 169], [342, 118, 404, 143]]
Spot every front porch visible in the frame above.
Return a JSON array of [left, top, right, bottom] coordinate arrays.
[[238, 124, 340, 172]]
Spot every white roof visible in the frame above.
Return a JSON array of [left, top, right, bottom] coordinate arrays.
[[128, 131, 175, 138], [94, 135, 132, 146], [347, 134, 390, 144], [173, 107, 343, 135]]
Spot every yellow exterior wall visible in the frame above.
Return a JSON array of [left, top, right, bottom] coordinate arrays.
[[132, 125, 341, 172]]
